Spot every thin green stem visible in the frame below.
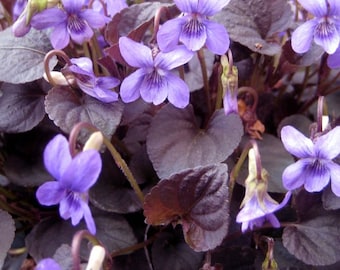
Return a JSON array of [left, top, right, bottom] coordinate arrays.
[[69, 122, 144, 204]]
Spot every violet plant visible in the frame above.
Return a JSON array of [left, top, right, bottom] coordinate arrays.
[[0, 0, 340, 269]]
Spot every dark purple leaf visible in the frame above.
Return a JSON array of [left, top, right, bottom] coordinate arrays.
[[322, 185, 340, 210], [0, 81, 46, 133], [3, 121, 58, 187], [89, 151, 147, 213], [214, 0, 293, 55], [105, 2, 176, 44], [144, 164, 229, 252], [45, 86, 123, 139], [105, 2, 178, 64], [282, 40, 324, 66], [147, 104, 243, 179], [0, 28, 57, 83], [26, 212, 137, 262], [277, 114, 312, 138], [0, 210, 15, 268], [152, 230, 204, 270], [283, 210, 340, 266]]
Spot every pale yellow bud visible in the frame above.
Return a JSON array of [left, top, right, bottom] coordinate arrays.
[[43, 71, 75, 86], [86, 245, 106, 270], [83, 132, 104, 151]]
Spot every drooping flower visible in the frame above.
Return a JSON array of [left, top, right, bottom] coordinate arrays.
[[157, 0, 230, 55], [65, 57, 120, 103], [236, 149, 291, 232], [281, 125, 340, 195], [30, 0, 109, 49], [35, 258, 61, 270], [118, 37, 194, 108], [291, 0, 340, 54], [220, 55, 238, 115], [328, 46, 340, 68], [36, 134, 102, 234]]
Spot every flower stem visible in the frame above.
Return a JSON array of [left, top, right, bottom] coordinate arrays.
[[197, 49, 212, 118], [316, 96, 325, 133], [69, 122, 144, 204], [44, 49, 72, 86], [229, 140, 262, 197], [71, 230, 105, 270]]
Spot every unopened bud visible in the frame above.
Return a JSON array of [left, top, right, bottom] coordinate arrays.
[[26, 0, 59, 23], [43, 71, 75, 86], [86, 245, 106, 270], [83, 132, 104, 151]]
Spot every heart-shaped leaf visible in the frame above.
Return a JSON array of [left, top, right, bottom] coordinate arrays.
[[45, 86, 123, 139], [0, 210, 15, 268], [0, 28, 57, 83], [0, 81, 46, 133], [26, 212, 137, 262], [147, 104, 243, 179], [214, 0, 293, 55], [283, 210, 340, 266], [144, 164, 229, 252]]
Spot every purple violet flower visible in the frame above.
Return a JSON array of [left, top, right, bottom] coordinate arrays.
[[236, 191, 291, 232], [328, 46, 340, 68], [291, 0, 340, 54], [66, 57, 120, 103], [12, 12, 31, 37], [281, 125, 340, 195], [36, 134, 102, 234], [236, 148, 291, 232], [30, 0, 109, 49], [35, 258, 61, 270], [119, 37, 194, 108], [157, 0, 230, 55], [106, 0, 127, 16], [13, 0, 28, 20]]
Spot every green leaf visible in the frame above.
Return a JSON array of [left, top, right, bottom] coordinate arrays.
[[0, 28, 57, 83], [147, 104, 243, 179]]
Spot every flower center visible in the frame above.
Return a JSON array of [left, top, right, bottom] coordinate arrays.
[[144, 69, 164, 88], [68, 14, 87, 34], [182, 16, 205, 37], [315, 19, 336, 39]]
